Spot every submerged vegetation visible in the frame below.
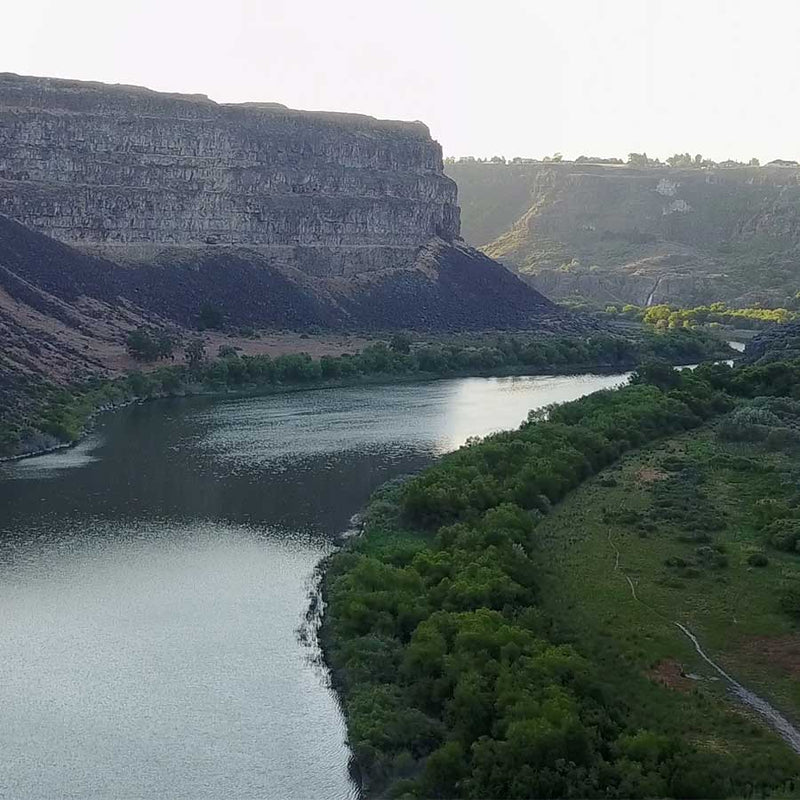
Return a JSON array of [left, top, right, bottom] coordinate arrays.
[[322, 360, 800, 798], [1, 329, 730, 458]]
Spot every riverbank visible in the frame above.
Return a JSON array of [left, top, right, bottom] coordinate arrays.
[[2, 365, 629, 462], [2, 327, 736, 461], [320, 359, 800, 798]]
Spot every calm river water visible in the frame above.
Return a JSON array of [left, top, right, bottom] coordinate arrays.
[[0, 372, 630, 799]]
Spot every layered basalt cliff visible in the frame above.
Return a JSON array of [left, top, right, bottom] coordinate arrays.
[[447, 160, 800, 306], [0, 73, 459, 274], [0, 74, 575, 360]]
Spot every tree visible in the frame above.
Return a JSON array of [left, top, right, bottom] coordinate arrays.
[[422, 741, 466, 797], [184, 337, 206, 371], [390, 333, 412, 355], [127, 371, 154, 397], [667, 153, 692, 167], [749, 157, 760, 167], [125, 327, 175, 362], [198, 302, 224, 330], [218, 344, 238, 358], [630, 360, 682, 391]]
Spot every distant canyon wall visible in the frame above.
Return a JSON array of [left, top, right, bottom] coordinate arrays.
[[446, 160, 800, 306], [0, 74, 460, 275]]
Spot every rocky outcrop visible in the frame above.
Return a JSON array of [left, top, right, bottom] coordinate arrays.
[[446, 161, 800, 306], [0, 73, 459, 273]]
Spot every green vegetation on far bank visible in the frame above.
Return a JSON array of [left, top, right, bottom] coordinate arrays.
[[0, 329, 731, 459], [602, 302, 800, 330], [322, 360, 800, 798], [558, 300, 800, 331]]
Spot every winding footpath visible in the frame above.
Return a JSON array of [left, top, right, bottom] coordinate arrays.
[[608, 530, 800, 755], [673, 622, 800, 754]]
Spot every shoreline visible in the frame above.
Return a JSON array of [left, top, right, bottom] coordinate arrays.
[[3, 357, 714, 464]]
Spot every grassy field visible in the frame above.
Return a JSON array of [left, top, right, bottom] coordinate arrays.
[[537, 422, 800, 750]]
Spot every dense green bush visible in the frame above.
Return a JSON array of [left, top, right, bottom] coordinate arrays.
[[124, 326, 176, 362], [718, 406, 783, 442], [608, 302, 799, 330]]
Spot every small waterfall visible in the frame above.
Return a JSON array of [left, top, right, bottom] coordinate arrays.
[[645, 277, 662, 307]]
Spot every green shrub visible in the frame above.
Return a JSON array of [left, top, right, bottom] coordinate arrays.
[[718, 406, 782, 442], [125, 327, 176, 362], [765, 519, 800, 552], [779, 586, 800, 618]]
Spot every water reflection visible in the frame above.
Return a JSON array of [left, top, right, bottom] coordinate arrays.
[[440, 374, 629, 450], [0, 519, 352, 800], [0, 435, 103, 480]]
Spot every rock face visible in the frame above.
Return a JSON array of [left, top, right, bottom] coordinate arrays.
[[0, 73, 459, 274], [0, 213, 566, 334], [447, 160, 800, 307], [0, 75, 575, 338]]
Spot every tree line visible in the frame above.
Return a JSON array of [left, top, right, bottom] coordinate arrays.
[[444, 154, 794, 168], [124, 328, 729, 387], [603, 303, 799, 330]]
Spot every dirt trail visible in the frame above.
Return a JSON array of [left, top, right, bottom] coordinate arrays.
[[674, 622, 800, 754], [607, 530, 800, 754]]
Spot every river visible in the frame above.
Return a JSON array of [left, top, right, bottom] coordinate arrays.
[[0, 372, 631, 798]]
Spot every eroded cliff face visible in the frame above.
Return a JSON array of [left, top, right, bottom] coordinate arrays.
[[0, 72, 572, 369], [0, 73, 460, 274], [447, 161, 800, 306]]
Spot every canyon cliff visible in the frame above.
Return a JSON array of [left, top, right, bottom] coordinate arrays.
[[0, 73, 460, 274], [447, 160, 800, 307], [0, 74, 571, 339]]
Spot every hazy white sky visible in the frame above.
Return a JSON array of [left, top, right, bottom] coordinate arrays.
[[5, 0, 800, 162]]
